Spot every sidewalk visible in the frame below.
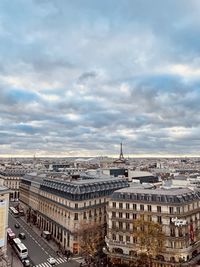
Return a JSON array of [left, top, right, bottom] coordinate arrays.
[[21, 217, 60, 253], [7, 244, 23, 267]]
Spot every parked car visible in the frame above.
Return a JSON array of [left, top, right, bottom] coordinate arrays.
[[19, 232, 26, 239], [47, 257, 56, 265], [14, 223, 20, 229]]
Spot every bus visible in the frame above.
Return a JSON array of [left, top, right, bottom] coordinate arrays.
[[9, 207, 19, 217], [12, 238, 28, 259], [7, 228, 16, 242]]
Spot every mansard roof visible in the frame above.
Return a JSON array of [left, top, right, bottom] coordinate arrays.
[[41, 177, 128, 194], [21, 173, 129, 201], [111, 187, 200, 204]]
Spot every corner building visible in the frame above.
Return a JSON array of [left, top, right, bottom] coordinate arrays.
[[19, 174, 128, 254], [106, 187, 200, 267]]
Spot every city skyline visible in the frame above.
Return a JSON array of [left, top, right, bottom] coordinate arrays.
[[1, 0, 200, 157]]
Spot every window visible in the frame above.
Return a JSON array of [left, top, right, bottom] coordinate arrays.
[[133, 204, 137, 210], [112, 234, 116, 240], [157, 216, 162, 224], [140, 204, 144, 211], [126, 236, 130, 242], [112, 202, 116, 208], [133, 213, 137, 220], [133, 237, 137, 243], [169, 207, 174, 214], [176, 207, 181, 214], [147, 205, 152, 212], [112, 212, 116, 218], [119, 222, 123, 229], [89, 210, 92, 218], [147, 215, 152, 221], [126, 203, 130, 209], [126, 213, 130, 219], [157, 206, 161, 213], [170, 228, 175, 237], [83, 212, 86, 219], [75, 203, 78, 209], [74, 213, 78, 220], [178, 228, 183, 237], [119, 203, 123, 209], [119, 235, 123, 242], [140, 214, 144, 220], [112, 221, 116, 229], [126, 222, 130, 230], [119, 212, 123, 218]]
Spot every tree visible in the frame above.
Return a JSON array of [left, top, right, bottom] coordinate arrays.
[[78, 222, 105, 263], [132, 217, 165, 266]]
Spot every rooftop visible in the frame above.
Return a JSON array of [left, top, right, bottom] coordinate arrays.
[[21, 173, 129, 200], [112, 187, 200, 204]]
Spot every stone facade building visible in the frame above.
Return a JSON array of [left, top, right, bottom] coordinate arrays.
[[0, 169, 27, 200], [19, 173, 128, 254], [106, 186, 200, 267]]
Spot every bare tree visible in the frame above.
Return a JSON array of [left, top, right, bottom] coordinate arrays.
[[78, 222, 105, 263], [132, 217, 165, 266]]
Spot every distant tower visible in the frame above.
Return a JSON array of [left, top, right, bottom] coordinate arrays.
[[119, 142, 124, 160]]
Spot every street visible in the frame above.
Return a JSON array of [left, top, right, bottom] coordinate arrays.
[[8, 212, 83, 267]]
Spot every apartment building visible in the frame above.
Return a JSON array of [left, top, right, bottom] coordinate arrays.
[[19, 173, 128, 254], [0, 169, 27, 200], [106, 186, 200, 267], [0, 182, 11, 267]]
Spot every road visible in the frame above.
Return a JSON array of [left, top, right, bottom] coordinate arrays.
[[8, 212, 84, 267]]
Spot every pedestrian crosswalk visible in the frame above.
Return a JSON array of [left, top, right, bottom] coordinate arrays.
[[73, 256, 85, 264], [33, 256, 86, 267], [33, 257, 70, 267]]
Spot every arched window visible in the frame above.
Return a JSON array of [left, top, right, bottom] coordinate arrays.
[[113, 248, 123, 254], [170, 256, 175, 263], [156, 255, 165, 261]]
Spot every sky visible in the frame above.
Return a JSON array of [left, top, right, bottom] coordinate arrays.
[[1, 0, 200, 157]]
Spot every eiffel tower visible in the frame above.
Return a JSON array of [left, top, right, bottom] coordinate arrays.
[[119, 142, 124, 160]]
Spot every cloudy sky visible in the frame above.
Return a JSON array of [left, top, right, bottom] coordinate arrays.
[[1, 0, 200, 157]]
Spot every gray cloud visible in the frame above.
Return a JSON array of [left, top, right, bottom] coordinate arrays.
[[0, 0, 200, 156]]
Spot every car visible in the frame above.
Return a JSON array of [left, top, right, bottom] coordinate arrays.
[[19, 232, 26, 239], [14, 223, 20, 229], [22, 259, 30, 267], [47, 257, 56, 265]]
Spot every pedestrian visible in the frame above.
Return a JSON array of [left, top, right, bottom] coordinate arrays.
[[66, 251, 70, 261]]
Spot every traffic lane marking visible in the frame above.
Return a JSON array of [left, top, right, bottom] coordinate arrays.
[[9, 213, 51, 257]]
